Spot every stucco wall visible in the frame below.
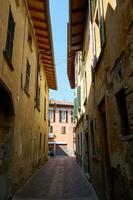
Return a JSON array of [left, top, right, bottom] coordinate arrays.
[[86, 0, 133, 199], [0, 0, 49, 193]]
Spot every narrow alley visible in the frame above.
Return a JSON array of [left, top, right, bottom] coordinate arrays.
[[0, 0, 133, 199], [13, 157, 98, 200]]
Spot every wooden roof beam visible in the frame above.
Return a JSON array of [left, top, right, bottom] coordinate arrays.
[[36, 33, 49, 39], [38, 45, 51, 50], [31, 15, 46, 23], [34, 25, 48, 32], [28, 6, 44, 13], [72, 32, 82, 37], [72, 21, 84, 26], [71, 7, 86, 13], [37, 40, 49, 45], [39, 50, 51, 55]]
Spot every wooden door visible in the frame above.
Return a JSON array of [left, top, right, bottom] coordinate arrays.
[[0, 126, 11, 200], [99, 99, 113, 200]]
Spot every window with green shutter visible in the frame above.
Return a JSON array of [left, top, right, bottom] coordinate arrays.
[[36, 86, 40, 109], [74, 97, 78, 120], [5, 8, 15, 61], [24, 60, 30, 93], [77, 86, 81, 109], [98, 0, 105, 48]]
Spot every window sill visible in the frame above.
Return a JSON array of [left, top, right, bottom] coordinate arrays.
[[24, 88, 30, 97], [3, 50, 14, 71], [120, 134, 133, 141]]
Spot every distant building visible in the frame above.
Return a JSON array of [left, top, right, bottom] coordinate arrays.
[[48, 100, 75, 156], [0, 0, 57, 198]]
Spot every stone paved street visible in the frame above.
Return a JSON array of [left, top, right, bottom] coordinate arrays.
[[13, 156, 99, 200]]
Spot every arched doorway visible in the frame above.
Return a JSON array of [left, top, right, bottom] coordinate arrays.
[[0, 81, 14, 200]]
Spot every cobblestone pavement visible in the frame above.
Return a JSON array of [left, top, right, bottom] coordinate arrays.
[[13, 156, 99, 200]]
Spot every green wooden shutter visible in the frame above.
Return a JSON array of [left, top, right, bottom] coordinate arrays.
[[77, 86, 81, 109], [6, 8, 15, 60], [74, 97, 78, 120], [98, 0, 105, 48]]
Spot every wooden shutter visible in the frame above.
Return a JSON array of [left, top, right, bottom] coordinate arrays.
[[77, 86, 81, 109], [66, 111, 68, 123], [25, 60, 30, 91], [5, 8, 15, 60], [74, 97, 78, 120], [98, 0, 105, 48]]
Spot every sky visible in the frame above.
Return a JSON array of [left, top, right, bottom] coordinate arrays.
[[49, 0, 74, 102]]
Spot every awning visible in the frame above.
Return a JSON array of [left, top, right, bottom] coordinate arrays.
[[67, 0, 87, 88], [28, 0, 57, 90]]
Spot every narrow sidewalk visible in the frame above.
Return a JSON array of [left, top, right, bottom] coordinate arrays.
[[13, 156, 99, 200]]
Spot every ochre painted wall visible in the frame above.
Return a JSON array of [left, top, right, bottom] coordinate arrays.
[[0, 0, 49, 193]]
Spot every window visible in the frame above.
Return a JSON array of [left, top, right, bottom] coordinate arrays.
[[44, 97, 46, 120], [77, 86, 81, 110], [39, 133, 42, 149], [35, 53, 40, 108], [71, 110, 73, 123], [36, 86, 40, 110], [5, 8, 15, 61], [97, 0, 105, 48], [59, 110, 68, 123], [94, 0, 105, 61], [66, 111, 68, 123], [116, 88, 129, 136], [27, 29, 32, 52], [49, 126, 53, 133], [49, 109, 55, 122], [61, 126, 66, 134], [24, 60, 30, 93], [74, 97, 78, 120]]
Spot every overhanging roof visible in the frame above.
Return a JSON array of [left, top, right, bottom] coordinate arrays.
[[67, 0, 87, 88], [28, 0, 57, 90]]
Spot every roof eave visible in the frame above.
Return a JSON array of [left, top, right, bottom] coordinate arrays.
[[45, 0, 57, 90], [67, 0, 87, 89]]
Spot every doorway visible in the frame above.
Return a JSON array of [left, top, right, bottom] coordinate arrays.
[[99, 98, 113, 200], [0, 81, 14, 200], [84, 132, 90, 174]]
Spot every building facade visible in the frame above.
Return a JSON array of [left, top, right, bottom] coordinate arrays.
[[48, 100, 75, 156], [0, 0, 57, 199], [67, 0, 133, 199]]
